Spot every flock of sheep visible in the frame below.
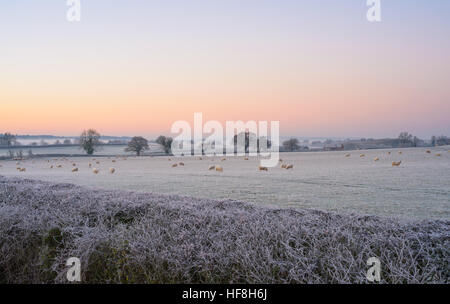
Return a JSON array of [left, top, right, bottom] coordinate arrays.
[[10, 156, 120, 175], [168, 156, 294, 172], [344, 149, 444, 167], [3, 149, 449, 175]]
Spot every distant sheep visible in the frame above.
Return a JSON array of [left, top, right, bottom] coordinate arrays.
[[72, 163, 76, 167], [398, 151, 402, 155], [92, 168, 99, 174], [281, 164, 287, 169], [209, 165, 216, 171], [72, 168, 78, 172], [258, 166, 268, 171], [374, 157, 379, 161], [172, 164, 178, 168], [57, 165, 62, 168], [436, 153, 441, 157], [392, 161, 402, 167], [179, 162, 185, 166], [112, 160, 116, 163], [244, 157, 249, 160], [215, 166, 223, 172], [285, 164, 294, 170], [109, 168, 115, 174], [426, 150, 431, 154], [345, 154, 351, 157], [360, 154, 365, 157], [221, 157, 226, 161], [88, 163, 92, 167]]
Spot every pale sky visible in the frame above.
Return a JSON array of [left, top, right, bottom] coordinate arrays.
[[1, 0, 449, 139]]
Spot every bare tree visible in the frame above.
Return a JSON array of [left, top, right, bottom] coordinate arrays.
[[398, 132, 413, 146], [0, 133, 16, 146], [156, 136, 173, 154], [79, 129, 101, 155], [125, 136, 149, 156], [283, 138, 300, 152]]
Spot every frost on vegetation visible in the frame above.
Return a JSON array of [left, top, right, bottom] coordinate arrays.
[[0, 175, 448, 283]]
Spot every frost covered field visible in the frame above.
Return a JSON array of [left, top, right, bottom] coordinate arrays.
[[1, 147, 449, 220], [0, 176, 448, 283]]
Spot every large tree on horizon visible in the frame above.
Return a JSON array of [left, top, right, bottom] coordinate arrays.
[[0, 132, 16, 146], [156, 135, 173, 154], [125, 136, 149, 156], [282, 138, 300, 152], [79, 129, 101, 155]]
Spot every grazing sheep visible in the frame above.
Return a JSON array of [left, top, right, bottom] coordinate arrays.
[[56, 165, 62, 168], [72, 163, 76, 167], [92, 168, 99, 174], [392, 161, 402, 167], [374, 157, 379, 161], [88, 163, 92, 168], [72, 168, 78, 172], [436, 153, 441, 157], [360, 154, 365, 157], [112, 160, 116, 163], [345, 153, 351, 157], [221, 157, 226, 161], [50, 165, 53, 169], [244, 157, 249, 160], [426, 150, 431, 154], [96, 161, 100, 164], [168, 158, 171, 161], [258, 166, 268, 171], [179, 162, 185, 166], [285, 164, 294, 170], [109, 168, 115, 174], [172, 164, 178, 168], [398, 151, 402, 155], [209, 165, 216, 171], [215, 166, 223, 172], [198, 157, 203, 160], [281, 164, 287, 169], [387, 152, 391, 155]]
